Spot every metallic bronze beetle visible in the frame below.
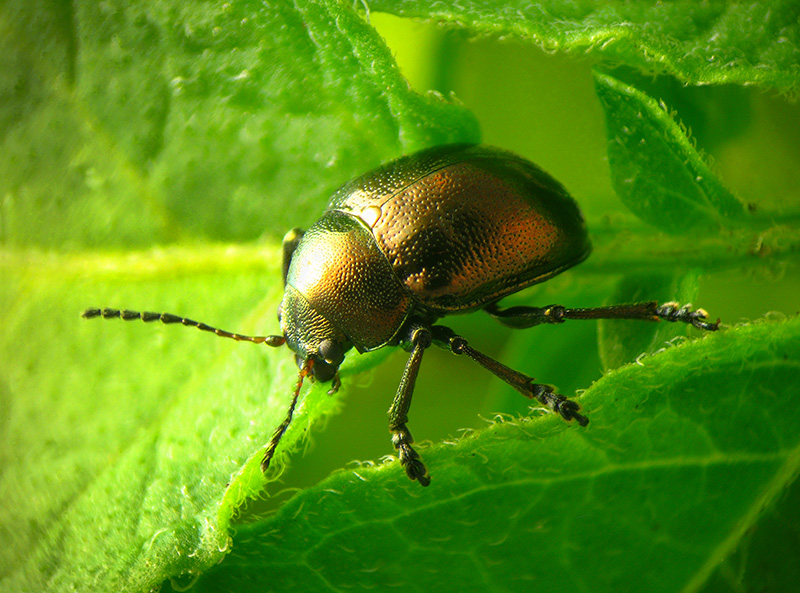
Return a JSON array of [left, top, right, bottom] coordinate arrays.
[[84, 144, 718, 486]]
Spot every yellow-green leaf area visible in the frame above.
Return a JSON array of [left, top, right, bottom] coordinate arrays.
[[188, 317, 800, 593]]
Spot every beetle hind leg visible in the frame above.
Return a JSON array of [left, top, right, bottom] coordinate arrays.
[[388, 325, 432, 487], [432, 325, 588, 426], [485, 301, 719, 331]]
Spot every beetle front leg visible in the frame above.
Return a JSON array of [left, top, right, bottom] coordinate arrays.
[[432, 326, 588, 426], [485, 301, 719, 331], [388, 325, 432, 487]]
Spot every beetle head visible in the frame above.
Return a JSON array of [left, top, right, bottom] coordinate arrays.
[[278, 284, 349, 384]]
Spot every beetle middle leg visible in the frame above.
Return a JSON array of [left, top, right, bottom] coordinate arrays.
[[432, 326, 588, 426], [389, 324, 432, 487]]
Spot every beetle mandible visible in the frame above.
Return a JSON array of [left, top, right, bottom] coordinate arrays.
[[83, 144, 719, 487]]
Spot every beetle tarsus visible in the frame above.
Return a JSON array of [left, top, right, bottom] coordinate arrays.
[[392, 428, 430, 486], [656, 302, 720, 331], [531, 384, 589, 426]]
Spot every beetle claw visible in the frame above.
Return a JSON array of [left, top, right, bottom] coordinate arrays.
[[559, 401, 589, 427], [555, 397, 589, 426]]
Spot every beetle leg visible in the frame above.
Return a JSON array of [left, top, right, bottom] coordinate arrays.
[[327, 372, 341, 395], [388, 325, 432, 487], [432, 325, 588, 426], [485, 301, 719, 331], [261, 357, 314, 475], [281, 228, 305, 286]]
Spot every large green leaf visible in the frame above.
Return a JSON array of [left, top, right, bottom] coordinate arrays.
[[188, 316, 800, 593], [2, 0, 799, 592]]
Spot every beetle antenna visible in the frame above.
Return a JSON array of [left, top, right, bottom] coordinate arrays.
[[261, 357, 313, 475], [81, 308, 286, 347]]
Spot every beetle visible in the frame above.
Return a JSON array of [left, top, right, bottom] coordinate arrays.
[[83, 144, 719, 487]]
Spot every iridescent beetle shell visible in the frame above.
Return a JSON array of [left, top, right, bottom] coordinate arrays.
[[281, 144, 591, 358]]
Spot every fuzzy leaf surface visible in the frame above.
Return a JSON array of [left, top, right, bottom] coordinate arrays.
[[370, 0, 800, 92], [188, 317, 800, 593]]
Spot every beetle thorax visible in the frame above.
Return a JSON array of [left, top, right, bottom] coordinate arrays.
[[284, 211, 413, 353]]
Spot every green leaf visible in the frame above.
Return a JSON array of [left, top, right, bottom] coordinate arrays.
[[702, 468, 800, 592], [185, 316, 800, 593], [370, 0, 800, 93], [594, 71, 746, 235], [3, 1, 799, 592], [0, 248, 275, 591], [0, 0, 479, 249]]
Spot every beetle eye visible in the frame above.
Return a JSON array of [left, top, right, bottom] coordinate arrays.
[[318, 339, 344, 366]]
